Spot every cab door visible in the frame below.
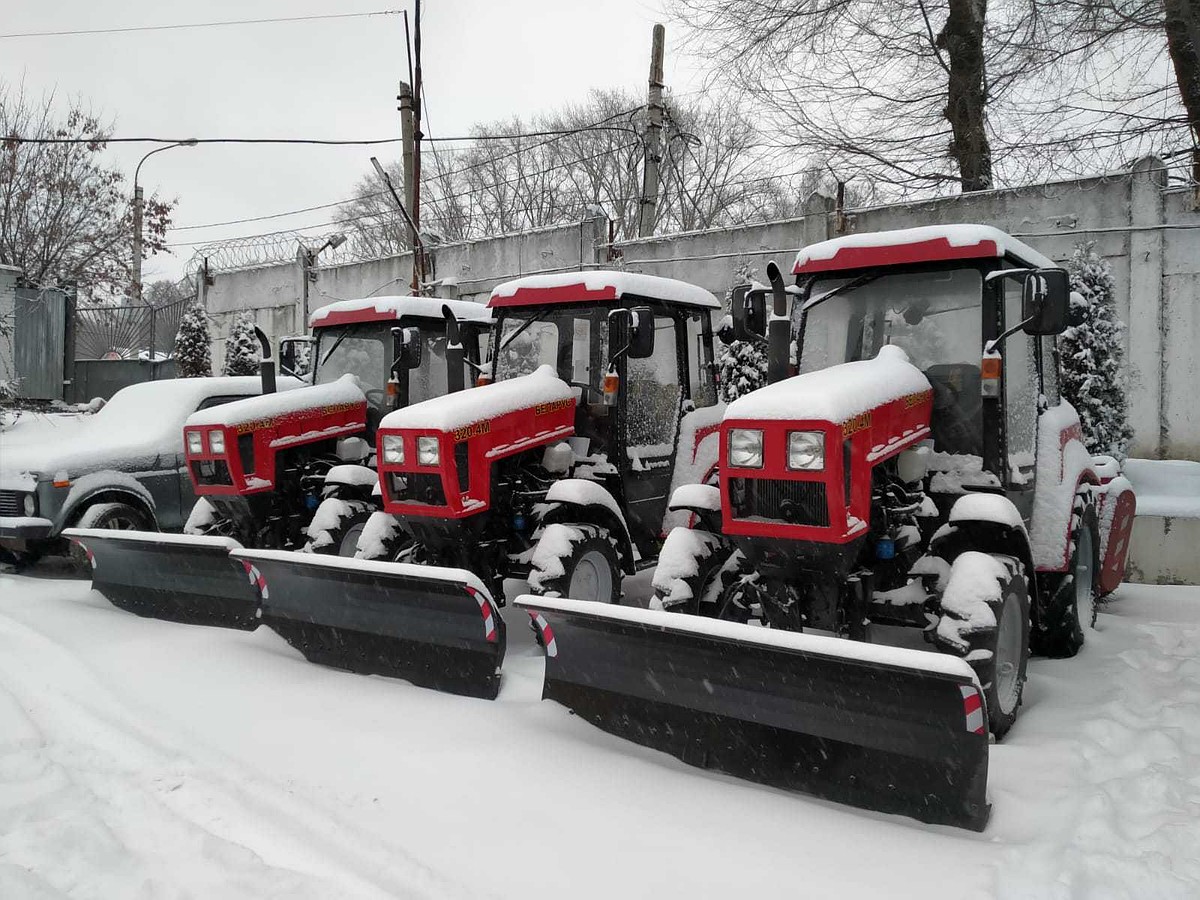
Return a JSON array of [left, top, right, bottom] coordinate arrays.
[[618, 312, 686, 554]]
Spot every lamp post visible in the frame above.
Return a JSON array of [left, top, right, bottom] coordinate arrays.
[[132, 139, 197, 302], [299, 232, 347, 325]]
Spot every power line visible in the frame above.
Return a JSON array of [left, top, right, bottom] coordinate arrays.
[[168, 192, 387, 232], [4, 136, 406, 147], [0, 10, 402, 39]]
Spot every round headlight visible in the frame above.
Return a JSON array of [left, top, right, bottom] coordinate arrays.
[[382, 434, 405, 465], [22, 494, 36, 516], [787, 430, 825, 470], [417, 436, 441, 467], [186, 431, 204, 455], [209, 430, 226, 455], [728, 428, 763, 468]]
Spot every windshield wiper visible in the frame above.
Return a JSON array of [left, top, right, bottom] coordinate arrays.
[[318, 327, 350, 368], [498, 311, 543, 353], [801, 273, 881, 313]]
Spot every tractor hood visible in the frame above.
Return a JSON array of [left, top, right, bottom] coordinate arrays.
[[380, 365, 574, 435], [727, 346, 930, 426], [186, 374, 366, 431]]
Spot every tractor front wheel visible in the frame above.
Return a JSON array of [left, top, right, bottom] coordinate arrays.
[[303, 499, 373, 557], [528, 524, 621, 604], [934, 553, 1030, 739]]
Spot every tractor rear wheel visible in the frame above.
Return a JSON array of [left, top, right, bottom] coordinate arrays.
[[528, 524, 621, 604], [1033, 505, 1099, 659]]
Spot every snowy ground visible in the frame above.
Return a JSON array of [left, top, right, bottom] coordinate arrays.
[[2, 567, 1198, 899]]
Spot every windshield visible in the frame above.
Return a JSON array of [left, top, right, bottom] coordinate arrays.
[[492, 305, 609, 387], [315, 323, 388, 394], [799, 268, 983, 373]]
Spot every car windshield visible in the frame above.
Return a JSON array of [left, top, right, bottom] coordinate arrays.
[[491, 305, 609, 388], [799, 268, 983, 373]]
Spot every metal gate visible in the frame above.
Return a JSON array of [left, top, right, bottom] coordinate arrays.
[[13, 287, 69, 401]]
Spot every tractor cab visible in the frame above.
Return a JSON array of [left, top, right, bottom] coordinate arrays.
[[482, 273, 721, 555], [733, 225, 1070, 506]]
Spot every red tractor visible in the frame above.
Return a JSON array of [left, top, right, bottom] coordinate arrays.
[[516, 225, 1137, 830], [68, 296, 491, 629], [233, 271, 725, 697]]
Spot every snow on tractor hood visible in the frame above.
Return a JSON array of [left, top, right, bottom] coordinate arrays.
[[186, 374, 365, 429], [726, 346, 931, 424], [381, 364, 574, 432], [0, 376, 302, 485]]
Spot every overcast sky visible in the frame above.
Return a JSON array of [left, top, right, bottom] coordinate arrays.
[[3, 0, 707, 283]]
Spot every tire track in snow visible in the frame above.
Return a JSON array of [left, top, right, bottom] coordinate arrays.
[[0, 602, 482, 900], [993, 594, 1200, 899]]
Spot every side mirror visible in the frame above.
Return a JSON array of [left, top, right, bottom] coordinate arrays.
[[1021, 268, 1070, 335], [279, 336, 314, 377], [627, 306, 655, 359], [391, 326, 423, 371], [731, 284, 766, 342]]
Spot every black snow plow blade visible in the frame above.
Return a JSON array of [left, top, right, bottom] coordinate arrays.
[[516, 596, 990, 831], [235, 549, 506, 700], [63, 528, 259, 630]]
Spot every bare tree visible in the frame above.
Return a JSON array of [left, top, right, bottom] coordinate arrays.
[[0, 83, 175, 301], [338, 89, 797, 250]]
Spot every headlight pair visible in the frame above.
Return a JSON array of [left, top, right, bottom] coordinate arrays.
[[381, 435, 440, 466], [186, 430, 226, 455], [727, 428, 825, 471]]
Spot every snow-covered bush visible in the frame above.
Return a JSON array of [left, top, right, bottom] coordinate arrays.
[[716, 262, 767, 403], [222, 310, 261, 376], [173, 300, 212, 378], [1063, 243, 1133, 459]]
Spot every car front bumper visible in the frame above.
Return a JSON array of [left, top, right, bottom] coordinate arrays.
[[0, 516, 55, 541]]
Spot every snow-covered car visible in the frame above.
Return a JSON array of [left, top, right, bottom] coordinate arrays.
[[0, 376, 299, 564]]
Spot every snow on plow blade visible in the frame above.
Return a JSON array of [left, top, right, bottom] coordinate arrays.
[[515, 596, 990, 831], [63, 529, 258, 630], [235, 549, 506, 700]]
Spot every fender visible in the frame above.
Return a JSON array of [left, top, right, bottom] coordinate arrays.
[[931, 495, 1039, 620], [59, 477, 158, 531], [537, 479, 636, 574]]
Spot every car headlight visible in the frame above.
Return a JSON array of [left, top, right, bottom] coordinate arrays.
[[187, 431, 204, 455], [728, 428, 763, 468], [209, 429, 226, 454], [382, 434, 405, 465], [22, 494, 36, 516], [417, 436, 440, 466], [787, 431, 825, 470]]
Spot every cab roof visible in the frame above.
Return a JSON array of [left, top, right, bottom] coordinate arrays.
[[792, 224, 1056, 275], [489, 271, 721, 310], [309, 296, 493, 329]]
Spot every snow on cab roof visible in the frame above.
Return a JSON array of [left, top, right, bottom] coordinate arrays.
[[309, 296, 493, 329], [792, 224, 1057, 275], [489, 271, 720, 310]]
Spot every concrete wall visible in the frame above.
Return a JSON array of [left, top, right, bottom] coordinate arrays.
[[0, 264, 19, 388], [204, 163, 1198, 458]]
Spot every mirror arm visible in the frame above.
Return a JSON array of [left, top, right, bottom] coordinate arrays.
[[984, 314, 1037, 354]]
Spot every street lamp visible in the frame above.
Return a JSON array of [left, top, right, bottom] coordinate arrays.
[[132, 139, 198, 302], [299, 232, 347, 323]]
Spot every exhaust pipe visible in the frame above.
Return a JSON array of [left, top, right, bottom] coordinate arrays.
[[766, 261, 790, 384], [253, 326, 276, 394], [442, 305, 465, 394]]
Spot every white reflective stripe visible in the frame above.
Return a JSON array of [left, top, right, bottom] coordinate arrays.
[[959, 684, 986, 734]]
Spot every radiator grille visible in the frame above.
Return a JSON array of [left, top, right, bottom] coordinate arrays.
[[190, 460, 233, 486], [730, 478, 829, 527], [0, 491, 20, 516], [404, 472, 446, 506]]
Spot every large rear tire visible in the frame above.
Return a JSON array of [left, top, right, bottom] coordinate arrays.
[[1033, 504, 1099, 659], [934, 553, 1030, 739]]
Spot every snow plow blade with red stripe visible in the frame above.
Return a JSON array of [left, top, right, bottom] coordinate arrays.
[[515, 596, 991, 830], [235, 549, 506, 700], [63, 529, 260, 630]]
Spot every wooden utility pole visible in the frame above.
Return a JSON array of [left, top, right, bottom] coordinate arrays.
[[398, 81, 417, 287], [638, 23, 666, 238], [412, 0, 425, 290]]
